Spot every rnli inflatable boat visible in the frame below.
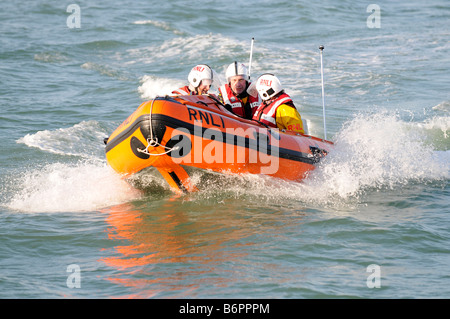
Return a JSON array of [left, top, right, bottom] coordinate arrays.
[[105, 95, 333, 193]]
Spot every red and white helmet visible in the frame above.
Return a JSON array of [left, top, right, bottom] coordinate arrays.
[[225, 61, 249, 82], [255, 73, 283, 100], [188, 64, 214, 88]]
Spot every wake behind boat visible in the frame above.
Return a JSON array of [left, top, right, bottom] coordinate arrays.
[[104, 94, 333, 193]]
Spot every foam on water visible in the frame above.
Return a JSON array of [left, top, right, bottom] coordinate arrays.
[[2, 121, 144, 213], [17, 120, 113, 160], [126, 33, 250, 66], [189, 111, 449, 207], [432, 100, 450, 113], [81, 62, 130, 81], [3, 161, 142, 213], [300, 112, 449, 200], [132, 20, 186, 36], [138, 75, 184, 99], [34, 52, 69, 63]]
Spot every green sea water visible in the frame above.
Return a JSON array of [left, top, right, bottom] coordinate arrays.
[[0, 0, 449, 299]]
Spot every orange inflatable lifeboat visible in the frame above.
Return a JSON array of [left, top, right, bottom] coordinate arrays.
[[105, 94, 333, 193]]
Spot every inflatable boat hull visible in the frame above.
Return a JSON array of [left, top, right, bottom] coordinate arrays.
[[105, 95, 333, 193]]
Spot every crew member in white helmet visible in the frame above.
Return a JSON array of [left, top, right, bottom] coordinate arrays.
[[252, 73, 304, 134], [172, 64, 215, 95], [218, 61, 261, 119]]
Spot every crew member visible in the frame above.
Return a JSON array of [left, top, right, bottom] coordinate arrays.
[[218, 62, 260, 119], [252, 73, 304, 134], [172, 64, 214, 95]]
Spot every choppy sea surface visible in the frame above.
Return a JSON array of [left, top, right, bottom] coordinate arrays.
[[0, 1, 449, 299]]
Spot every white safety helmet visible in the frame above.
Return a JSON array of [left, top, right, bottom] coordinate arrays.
[[225, 61, 249, 82], [188, 64, 214, 88], [255, 73, 283, 100]]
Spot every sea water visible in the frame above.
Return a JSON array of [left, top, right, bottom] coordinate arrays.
[[0, 0, 449, 299]]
